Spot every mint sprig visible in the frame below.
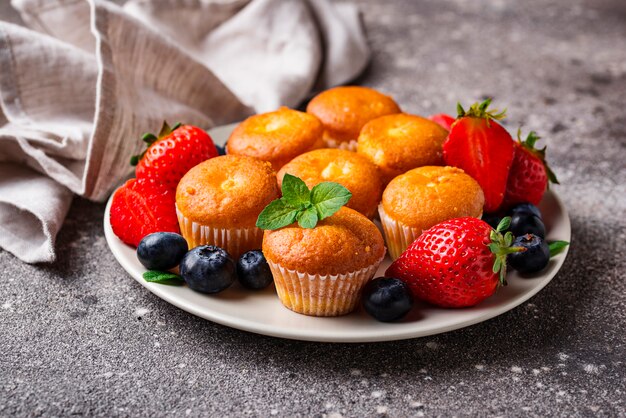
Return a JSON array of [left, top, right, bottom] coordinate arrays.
[[548, 240, 569, 257], [143, 270, 184, 286], [256, 174, 352, 230]]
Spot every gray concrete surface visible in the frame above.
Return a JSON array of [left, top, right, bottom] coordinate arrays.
[[1, 0, 625, 416]]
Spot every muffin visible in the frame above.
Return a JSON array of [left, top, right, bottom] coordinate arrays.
[[306, 86, 401, 151], [277, 149, 383, 218], [263, 207, 386, 316], [226, 107, 324, 171], [176, 155, 280, 258], [357, 113, 449, 185], [379, 166, 485, 259]]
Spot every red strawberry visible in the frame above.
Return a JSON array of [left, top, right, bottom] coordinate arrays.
[[443, 99, 515, 212], [502, 130, 559, 208], [428, 113, 455, 131], [386, 217, 521, 308], [110, 178, 179, 247], [132, 122, 218, 191]]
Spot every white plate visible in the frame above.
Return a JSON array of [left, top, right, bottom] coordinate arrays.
[[104, 123, 571, 343]]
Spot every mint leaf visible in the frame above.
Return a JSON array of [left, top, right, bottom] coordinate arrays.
[[256, 175, 353, 230], [548, 240, 569, 257], [310, 182, 352, 220], [143, 270, 184, 285], [297, 207, 318, 229], [281, 174, 310, 208], [256, 199, 298, 230]]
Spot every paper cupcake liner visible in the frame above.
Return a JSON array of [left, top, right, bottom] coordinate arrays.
[[268, 259, 382, 317], [378, 204, 422, 260], [176, 207, 263, 259], [323, 137, 358, 152]]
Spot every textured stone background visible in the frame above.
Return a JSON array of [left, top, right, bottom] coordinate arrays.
[[1, 0, 625, 416]]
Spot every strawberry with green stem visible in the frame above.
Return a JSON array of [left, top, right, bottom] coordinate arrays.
[[386, 216, 523, 308], [502, 129, 559, 208], [443, 98, 515, 212], [131, 121, 218, 191]]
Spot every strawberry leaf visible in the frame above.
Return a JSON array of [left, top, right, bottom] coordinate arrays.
[[496, 216, 511, 232], [462, 98, 507, 122], [457, 103, 466, 117], [141, 133, 157, 144]]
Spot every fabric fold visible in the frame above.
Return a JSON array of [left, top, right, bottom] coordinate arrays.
[[0, 0, 370, 263]]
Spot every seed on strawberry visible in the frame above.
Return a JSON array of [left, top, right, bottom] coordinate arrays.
[[502, 130, 559, 208], [443, 99, 515, 212], [131, 122, 218, 191], [386, 217, 522, 308], [109, 178, 180, 247]]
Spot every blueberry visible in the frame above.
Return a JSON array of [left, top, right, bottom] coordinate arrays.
[[362, 277, 413, 322], [179, 245, 236, 294], [509, 212, 546, 239], [510, 202, 542, 219], [215, 143, 226, 156], [482, 213, 502, 230], [237, 250, 273, 290], [508, 234, 550, 274], [137, 232, 188, 270]]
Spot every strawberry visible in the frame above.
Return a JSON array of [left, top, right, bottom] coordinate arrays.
[[131, 122, 218, 191], [428, 113, 455, 131], [386, 217, 521, 308], [502, 130, 559, 208], [110, 178, 179, 247], [443, 99, 515, 212]]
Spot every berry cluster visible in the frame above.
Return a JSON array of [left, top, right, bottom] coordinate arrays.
[[137, 232, 273, 293]]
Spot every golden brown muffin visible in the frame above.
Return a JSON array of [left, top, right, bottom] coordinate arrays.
[[306, 86, 401, 151], [226, 107, 324, 171], [176, 155, 280, 257], [357, 113, 449, 185], [263, 207, 385, 316], [276, 149, 383, 218], [379, 166, 485, 259]]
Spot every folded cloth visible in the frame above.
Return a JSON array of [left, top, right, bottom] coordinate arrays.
[[0, 0, 370, 263]]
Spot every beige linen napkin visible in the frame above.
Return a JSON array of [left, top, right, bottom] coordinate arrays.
[[0, 0, 370, 263]]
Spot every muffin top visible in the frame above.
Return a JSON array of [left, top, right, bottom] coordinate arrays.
[[226, 107, 324, 171], [277, 149, 383, 218], [357, 113, 448, 184], [176, 155, 280, 228], [382, 166, 484, 227], [306, 86, 401, 144], [263, 207, 385, 275]]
